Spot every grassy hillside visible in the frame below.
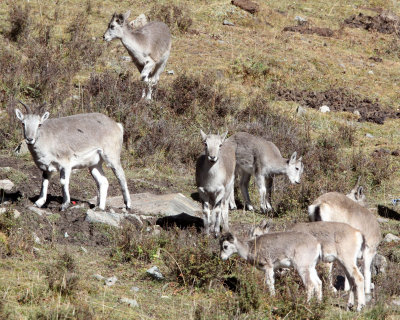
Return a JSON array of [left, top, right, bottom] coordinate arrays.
[[0, 0, 400, 319]]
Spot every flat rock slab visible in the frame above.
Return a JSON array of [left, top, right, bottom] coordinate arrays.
[[91, 193, 201, 217]]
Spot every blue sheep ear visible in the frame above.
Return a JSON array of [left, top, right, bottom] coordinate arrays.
[[123, 10, 131, 21], [15, 109, 24, 121], [41, 112, 50, 123], [200, 129, 207, 141], [221, 131, 228, 142]]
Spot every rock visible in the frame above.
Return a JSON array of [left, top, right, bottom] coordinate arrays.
[[167, 70, 175, 75], [91, 193, 201, 218], [231, 0, 259, 14], [105, 276, 118, 286], [295, 16, 307, 25], [368, 70, 374, 75], [0, 180, 14, 192], [64, 232, 69, 238], [121, 56, 132, 62], [28, 206, 52, 216], [80, 246, 88, 253], [391, 150, 400, 156], [365, 133, 374, 138], [14, 140, 29, 156], [296, 105, 307, 116], [130, 286, 140, 292], [223, 20, 235, 26], [93, 274, 105, 281], [353, 110, 361, 117], [372, 254, 387, 276], [0, 208, 20, 219], [217, 40, 225, 44], [377, 217, 389, 223], [130, 13, 148, 29], [32, 232, 41, 244], [119, 297, 139, 308], [384, 233, 400, 243], [146, 266, 164, 280], [319, 105, 330, 113], [72, 95, 80, 100], [85, 209, 122, 227], [393, 297, 400, 306]]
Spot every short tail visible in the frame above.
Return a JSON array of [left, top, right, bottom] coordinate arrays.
[[308, 204, 321, 221]]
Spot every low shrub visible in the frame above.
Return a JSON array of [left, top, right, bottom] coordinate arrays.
[[45, 252, 80, 296], [149, 4, 193, 33]]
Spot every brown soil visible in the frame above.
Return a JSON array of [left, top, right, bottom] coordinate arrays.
[[274, 87, 399, 124], [344, 11, 400, 36], [231, 0, 259, 15], [283, 22, 334, 37]]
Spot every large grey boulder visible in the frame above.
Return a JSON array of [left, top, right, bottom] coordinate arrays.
[[90, 193, 201, 217]]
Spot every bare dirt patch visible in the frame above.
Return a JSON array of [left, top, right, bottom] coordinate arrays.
[[283, 22, 335, 37], [344, 11, 400, 36], [231, 0, 259, 15], [274, 87, 399, 124]]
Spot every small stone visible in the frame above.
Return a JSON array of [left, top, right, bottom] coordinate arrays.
[[64, 232, 69, 238], [353, 110, 361, 117], [319, 105, 330, 113], [384, 233, 400, 243], [339, 63, 346, 69], [119, 297, 139, 308], [33, 247, 41, 254], [393, 297, 400, 306], [92, 37, 96, 41], [93, 274, 105, 281], [368, 70, 374, 75], [121, 56, 132, 62], [377, 217, 389, 223], [72, 95, 80, 100], [217, 40, 225, 44], [296, 105, 307, 116], [85, 209, 121, 227], [365, 133, 374, 138], [146, 266, 164, 280], [161, 295, 170, 299], [28, 206, 52, 216], [32, 232, 41, 244], [80, 246, 88, 253], [0, 167, 12, 172], [105, 276, 118, 286], [130, 286, 140, 292], [167, 70, 175, 75], [0, 180, 14, 192], [372, 254, 387, 275], [14, 140, 29, 156], [0, 208, 20, 219], [223, 19, 235, 26], [295, 16, 307, 24]]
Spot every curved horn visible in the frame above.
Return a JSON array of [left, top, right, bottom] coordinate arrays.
[[18, 100, 31, 114]]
